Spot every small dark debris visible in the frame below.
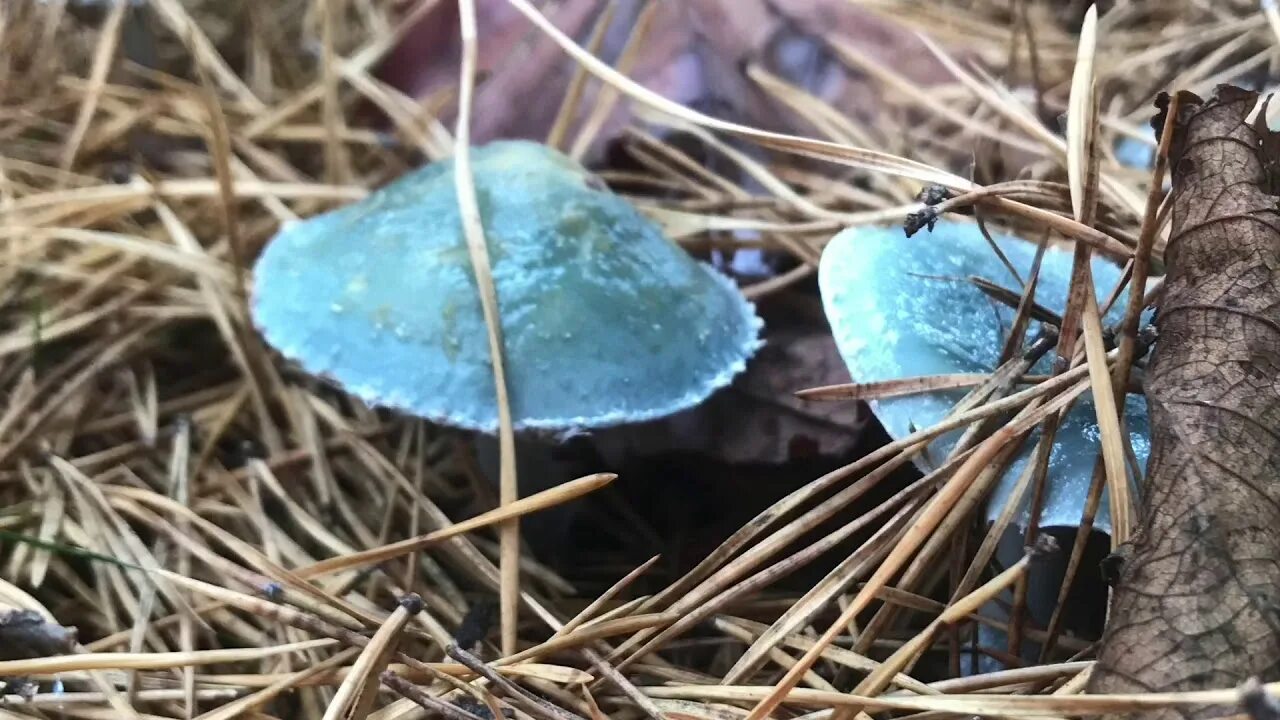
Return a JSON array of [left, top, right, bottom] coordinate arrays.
[[0, 610, 77, 661], [398, 593, 424, 615], [1027, 534, 1060, 559], [454, 599, 498, 650], [1137, 323, 1159, 355], [259, 582, 284, 602], [453, 696, 514, 720], [225, 439, 266, 470], [105, 161, 134, 184], [0, 677, 39, 700], [915, 184, 952, 205], [1241, 677, 1280, 720], [904, 207, 939, 237], [1100, 549, 1128, 587]]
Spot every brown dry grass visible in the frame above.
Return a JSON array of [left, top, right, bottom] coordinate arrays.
[[0, 0, 1274, 718]]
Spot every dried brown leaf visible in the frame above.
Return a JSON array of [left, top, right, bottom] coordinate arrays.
[[1090, 85, 1280, 717]]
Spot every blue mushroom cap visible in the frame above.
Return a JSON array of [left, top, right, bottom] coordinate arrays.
[[818, 219, 1151, 533], [1114, 137, 1155, 169], [252, 140, 762, 434]]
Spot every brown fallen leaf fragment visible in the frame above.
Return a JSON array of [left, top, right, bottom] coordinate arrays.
[[374, 0, 959, 161], [1089, 85, 1280, 717]]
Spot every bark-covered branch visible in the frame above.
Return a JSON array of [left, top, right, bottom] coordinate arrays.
[[1089, 85, 1280, 717]]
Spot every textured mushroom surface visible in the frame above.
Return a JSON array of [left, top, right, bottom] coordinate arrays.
[[252, 140, 761, 433], [1115, 137, 1156, 169], [818, 219, 1151, 531]]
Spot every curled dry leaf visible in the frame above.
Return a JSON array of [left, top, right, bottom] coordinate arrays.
[[1090, 85, 1280, 718], [374, 0, 958, 160]]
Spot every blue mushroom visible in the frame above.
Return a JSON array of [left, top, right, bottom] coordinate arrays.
[[817, 219, 1151, 534], [1114, 137, 1156, 170], [251, 140, 763, 436]]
